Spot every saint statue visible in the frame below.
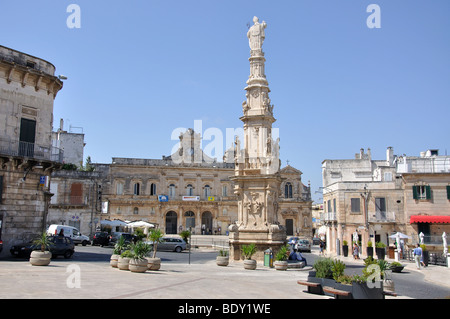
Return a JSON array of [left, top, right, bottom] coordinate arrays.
[[247, 16, 267, 51]]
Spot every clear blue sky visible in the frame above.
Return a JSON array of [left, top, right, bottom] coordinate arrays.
[[1, 1, 449, 202]]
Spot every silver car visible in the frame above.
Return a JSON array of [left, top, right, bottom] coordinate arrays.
[[146, 237, 187, 253], [296, 239, 311, 253]]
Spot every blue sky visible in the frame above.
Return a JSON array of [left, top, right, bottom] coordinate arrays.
[[1, 1, 449, 202]]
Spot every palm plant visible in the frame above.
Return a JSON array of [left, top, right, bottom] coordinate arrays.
[[275, 244, 289, 261], [32, 232, 52, 252], [129, 241, 151, 260], [148, 228, 164, 258], [113, 235, 128, 255], [241, 243, 257, 260]]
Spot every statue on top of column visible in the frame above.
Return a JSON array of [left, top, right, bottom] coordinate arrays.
[[247, 16, 267, 51]]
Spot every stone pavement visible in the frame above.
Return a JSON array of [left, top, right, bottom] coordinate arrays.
[[0, 239, 448, 300]]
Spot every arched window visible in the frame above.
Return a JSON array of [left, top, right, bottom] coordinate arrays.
[[186, 184, 194, 196], [204, 185, 211, 199], [134, 183, 140, 196], [150, 183, 156, 196], [133, 207, 139, 215], [169, 184, 176, 199], [285, 182, 293, 198]]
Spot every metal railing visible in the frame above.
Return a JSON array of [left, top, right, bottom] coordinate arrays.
[[368, 211, 396, 223], [0, 139, 63, 163]]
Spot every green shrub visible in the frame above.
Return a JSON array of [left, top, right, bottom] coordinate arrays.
[[313, 258, 334, 279], [331, 259, 346, 281]]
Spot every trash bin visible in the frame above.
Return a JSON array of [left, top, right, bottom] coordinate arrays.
[[264, 249, 273, 267]]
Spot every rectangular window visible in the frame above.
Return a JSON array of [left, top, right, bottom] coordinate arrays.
[[0, 176, 3, 204], [333, 199, 336, 213], [351, 198, 360, 213], [327, 200, 332, 213], [384, 172, 392, 182], [116, 182, 123, 195], [412, 185, 431, 200], [375, 197, 386, 213], [447, 186, 450, 200], [222, 185, 228, 197]]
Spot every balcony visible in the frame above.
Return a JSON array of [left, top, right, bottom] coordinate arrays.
[[0, 139, 63, 163], [368, 211, 396, 223], [320, 212, 337, 222]]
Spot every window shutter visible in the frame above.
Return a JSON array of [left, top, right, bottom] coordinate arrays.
[[425, 185, 431, 200], [0, 176, 3, 204], [412, 186, 418, 200], [447, 186, 450, 200]]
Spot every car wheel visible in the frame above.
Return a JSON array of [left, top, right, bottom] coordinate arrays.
[[64, 250, 73, 259], [175, 246, 182, 253]]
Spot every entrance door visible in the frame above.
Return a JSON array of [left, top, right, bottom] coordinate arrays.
[[286, 219, 294, 236], [201, 212, 212, 235], [19, 118, 36, 157], [418, 223, 431, 243], [185, 211, 195, 231], [165, 211, 177, 234]]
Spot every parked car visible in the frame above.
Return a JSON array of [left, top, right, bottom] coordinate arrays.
[[10, 236, 75, 259], [144, 237, 186, 253], [312, 237, 320, 245], [0, 239, 3, 253], [47, 224, 90, 246], [296, 239, 311, 253], [92, 232, 110, 246], [109, 232, 136, 245]]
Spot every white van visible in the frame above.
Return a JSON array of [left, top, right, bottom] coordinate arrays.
[[47, 225, 91, 246]]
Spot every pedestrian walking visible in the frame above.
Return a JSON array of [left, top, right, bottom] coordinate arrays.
[[319, 241, 324, 256], [413, 244, 423, 269], [353, 243, 359, 260]]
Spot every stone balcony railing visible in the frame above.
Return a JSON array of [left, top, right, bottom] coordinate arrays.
[[368, 211, 396, 223]]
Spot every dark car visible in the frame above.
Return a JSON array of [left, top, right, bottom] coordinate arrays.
[[10, 236, 75, 259], [0, 239, 3, 254], [92, 232, 110, 246]]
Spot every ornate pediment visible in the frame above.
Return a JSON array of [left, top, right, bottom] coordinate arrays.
[[280, 165, 302, 176]]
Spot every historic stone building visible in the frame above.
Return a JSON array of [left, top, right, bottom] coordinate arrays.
[[321, 147, 450, 257], [0, 45, 64, 255]]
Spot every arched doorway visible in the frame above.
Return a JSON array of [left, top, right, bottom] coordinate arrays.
[[165, 211, 177, 234], [201, 211, 213, 235], [185, 211, 195, 231]]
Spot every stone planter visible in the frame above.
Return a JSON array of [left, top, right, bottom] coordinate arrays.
[[118, 256, 131, 270], [390, 265, 404, 273], [243, 259, 257, 270], [129, 258, 148, 273], [216, 256, 229, 267], [146, 257, 161, 271], [110, 254, 120, 268], [352, 281, 384, 299], [30, 251, 52, 266], [274, 260, 288, 271]]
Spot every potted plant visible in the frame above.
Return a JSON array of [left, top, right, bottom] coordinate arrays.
[[30, 232, 53, 266], [110, 236, 128, 268], [366, 240, 374, 258], [342, 240, 349, 257], [274, 245, 289, 271], [216, 249, 229, 266], [118, 250, 133, 270], [310, 257, 335, 295], [389, 261, 405, 273], [241, 243, 257, 270], [375, 242, 386, 260], [146, 228, 164, 270], [420, 244, 429, 266], [129, 241, 151, 273], [335, 274, 353, 296]]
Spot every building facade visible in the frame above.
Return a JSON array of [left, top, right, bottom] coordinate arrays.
[[321, 147, 450, 257], [0, 45, 63, 255]]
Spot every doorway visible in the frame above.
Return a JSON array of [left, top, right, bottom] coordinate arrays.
[[19, 118, 36, 157], [201, 211, 212, 235], [165, 211, 177, 234], [286, 219, 294, 236]]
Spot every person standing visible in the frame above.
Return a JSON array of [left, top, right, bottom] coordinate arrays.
[[413, 244, 423, 269]]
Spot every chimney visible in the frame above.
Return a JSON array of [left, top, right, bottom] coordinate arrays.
[[387, 146, 394, 166]]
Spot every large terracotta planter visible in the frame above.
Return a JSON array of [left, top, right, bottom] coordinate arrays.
[[118, 256, 131, 270], [274, 261, 288, 271], [146, 257, 161, 270], [30, 251, 52, 266], [110, 254, 120, 268], [216, 256, 229, 267], [129, 258, 148, 273], [243, 259, 257, 270]]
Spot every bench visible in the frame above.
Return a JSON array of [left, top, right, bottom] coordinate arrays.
[[382, 291, 398, 298], [322, 286, 352, 299], [297, 280, 322, 295]]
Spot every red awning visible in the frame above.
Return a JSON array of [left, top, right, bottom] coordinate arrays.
[[410, 215, 450, 224]]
